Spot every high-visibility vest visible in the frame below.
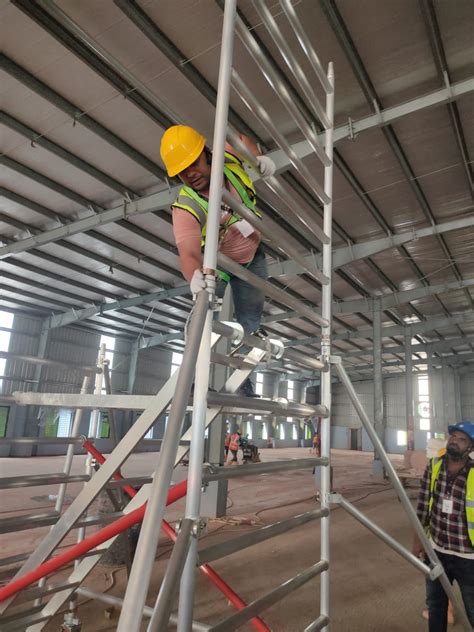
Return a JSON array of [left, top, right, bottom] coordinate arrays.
[[172, 152, 262, 250], [229, 434, 240, 451], [428, 456, 474, 546]]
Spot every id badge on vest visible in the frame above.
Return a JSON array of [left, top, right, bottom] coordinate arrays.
[[441, 497, 453, 514], [236, 219, 255, 238]]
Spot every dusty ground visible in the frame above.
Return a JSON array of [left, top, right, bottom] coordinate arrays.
[[0, 448, 466, 631]]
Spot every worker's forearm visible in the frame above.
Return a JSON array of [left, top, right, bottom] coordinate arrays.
[[180, 254, 203, 282], [238, 133, 260, 158]]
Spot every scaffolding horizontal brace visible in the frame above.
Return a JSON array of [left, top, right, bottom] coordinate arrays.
[[209, 560, 329, 631], [19, 581, 82, 604], [12, 391, 328, 418], [206, 393, 327, 417], [0, 473, 90, 489], [76, 587, 211, 630], [203, 457, 328, 483], [199, 507, 329, 565], [0, 437, 83, 445], [0, 509, 124, 534], [0, 605, 47, 631], [221, 189, 329, 285], [217, 254, 328, 328]]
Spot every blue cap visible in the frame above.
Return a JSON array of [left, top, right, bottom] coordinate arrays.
[[448, 421, 474, 441]]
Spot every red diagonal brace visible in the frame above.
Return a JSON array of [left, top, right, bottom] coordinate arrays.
[[83, 441, 270, 631], [0, 443, 269, 632]]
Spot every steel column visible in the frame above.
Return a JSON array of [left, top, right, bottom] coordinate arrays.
[[453, 368, 462, 422], [372, 302, 384, 475], [405, 330, 415, 451]]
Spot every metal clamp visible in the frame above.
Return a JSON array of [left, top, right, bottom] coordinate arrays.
[[192, 518, 208, 538], [269, 338, 284, 360], [61, 612, 82, 631], [222, 321, 245, 347], [328, 493, 343, 505], [429, 563, 445, 580]]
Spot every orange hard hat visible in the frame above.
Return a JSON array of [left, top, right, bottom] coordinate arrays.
[[160, 125, 206, 177]]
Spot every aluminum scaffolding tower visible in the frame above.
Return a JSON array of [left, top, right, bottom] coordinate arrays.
[[0, 1, 472, 631]]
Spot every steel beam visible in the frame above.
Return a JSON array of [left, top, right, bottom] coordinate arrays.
[[138, 332, 184, 349], [0, 187, 177, 259], [268, 215, 474, 278], [0, 111, 137, 199], [11, 0, 173, 130], [328, 335, 474, 359], [333, 277, 474, 315], [335, 312, 474, 342], [288, 313, 474, 348], [419, 0, 474, 198], [113, 0, 255, 139], [343, 352, 474, 373], [44, 286, 190, 329], [327, 76, 474, 144], [0, 54, 165, 179]]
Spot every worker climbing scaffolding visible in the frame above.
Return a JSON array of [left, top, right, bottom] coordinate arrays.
[[160, 124, 276, 397]]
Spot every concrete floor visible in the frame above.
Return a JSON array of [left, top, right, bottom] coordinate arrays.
[[0, 448, 466, 631]]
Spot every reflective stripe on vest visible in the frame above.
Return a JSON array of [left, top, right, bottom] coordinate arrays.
[[172, 152, 261, 248], [429, 456, 474, 546]]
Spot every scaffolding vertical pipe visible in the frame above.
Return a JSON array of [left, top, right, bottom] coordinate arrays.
[[35, 374, 91, 606], [319, 61, 334, 631], [56, 375, 91, 514], [373, 302, 384, 475], [405, 329, 415, 451], [76, 346, 105, 546], [177, 2, 237, 628], [116, 290, 209, 632]]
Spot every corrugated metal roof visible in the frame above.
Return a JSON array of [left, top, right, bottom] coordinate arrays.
[[1, 0, 473, 374]]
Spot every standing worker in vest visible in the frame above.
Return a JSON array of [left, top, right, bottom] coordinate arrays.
[[160, 125, 276, 397], [413, 421, 474, 631], [229, 430, 242, 465]]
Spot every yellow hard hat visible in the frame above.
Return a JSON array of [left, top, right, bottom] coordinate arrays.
[[160, 125, 206, 177]]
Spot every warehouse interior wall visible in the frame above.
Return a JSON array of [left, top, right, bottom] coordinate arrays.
[[1, 313, 473, 456]]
